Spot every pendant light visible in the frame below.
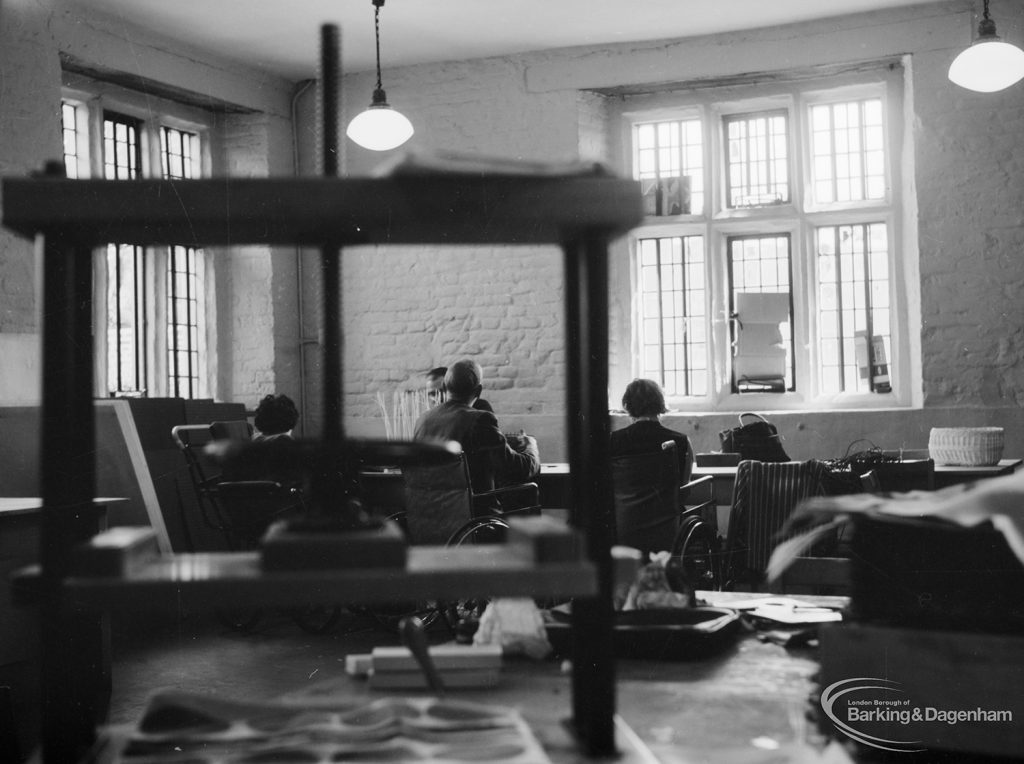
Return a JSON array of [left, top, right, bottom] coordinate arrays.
[[948, 0, 1024, 92], [346, 0, 414, 151]]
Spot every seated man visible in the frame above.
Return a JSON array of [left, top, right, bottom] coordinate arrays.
[[414, 359, 539, 493]]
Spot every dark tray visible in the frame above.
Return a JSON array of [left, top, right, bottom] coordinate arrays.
[[545, 606, 742, 660]]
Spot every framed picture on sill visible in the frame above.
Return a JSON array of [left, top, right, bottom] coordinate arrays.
[[641, 175, 691, 216], [659, 175, 690, 215], [641, 178, 659, 216]]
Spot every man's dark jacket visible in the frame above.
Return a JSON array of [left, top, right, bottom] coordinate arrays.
[[413, 400, 539, 493]]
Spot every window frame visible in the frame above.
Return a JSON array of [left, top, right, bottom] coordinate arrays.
[[61, 75, 214, 400], [616, 63, 912, 411]]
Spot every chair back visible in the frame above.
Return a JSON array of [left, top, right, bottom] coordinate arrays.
[[726, 459, 829, 585], [171, 424, 221, 497], [210, 419, 252, 441], [170, 423, 303, 551], [402, 449, 475, 545], [611, 440, 680, 556]]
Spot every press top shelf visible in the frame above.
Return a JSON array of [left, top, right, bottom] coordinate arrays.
[[57, 546, 598, 612], [1, 174, 643, 246]]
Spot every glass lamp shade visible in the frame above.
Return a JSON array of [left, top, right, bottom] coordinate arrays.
[[346, 104, 414, 151], [948, 38, 1024, 92]]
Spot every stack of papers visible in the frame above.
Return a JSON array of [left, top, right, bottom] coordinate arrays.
[[719, 596, 843, 624]]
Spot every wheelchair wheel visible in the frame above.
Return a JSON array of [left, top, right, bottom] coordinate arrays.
[[442, 516, 510, 642], [289, 604, 344, 634], [671, 517, 721, 591]]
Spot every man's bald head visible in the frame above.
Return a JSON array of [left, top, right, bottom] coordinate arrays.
[[445, 359, 484, 402]]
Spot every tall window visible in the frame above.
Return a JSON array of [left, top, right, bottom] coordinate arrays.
[[161, 126, 203, 398], [61, 89, 211, 399], [724, 111, 789, 208], [102, 112, 147, 395], [61, 102, 87, 178], [624, 66, 908, 409], [638, 235, 707, 396]]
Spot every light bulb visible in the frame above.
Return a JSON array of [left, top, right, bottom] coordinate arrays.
[[949, 38, 1024, 92], [346, 100, 414, 152]]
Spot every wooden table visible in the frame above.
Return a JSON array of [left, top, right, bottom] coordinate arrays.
[[931, 457, 1023, 487], [692, 458, 1024, 497], [92, 590, 845, 763], [537, 462, 571, 509]]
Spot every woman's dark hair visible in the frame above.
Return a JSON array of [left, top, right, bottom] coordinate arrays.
[[621, 378, 667, 418], [254, 394, 299, 436]]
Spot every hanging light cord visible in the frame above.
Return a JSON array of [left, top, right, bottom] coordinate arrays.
[[373, 0, 385, 92]]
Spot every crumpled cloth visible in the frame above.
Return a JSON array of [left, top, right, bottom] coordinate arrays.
[[473, 597, 552, 659], [766, 468, 1024, 582]]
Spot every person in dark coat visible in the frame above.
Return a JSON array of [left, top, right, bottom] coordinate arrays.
[[414, 359, 537, 493], [609, 378, 692, 482], [609, 379, 693, 556]]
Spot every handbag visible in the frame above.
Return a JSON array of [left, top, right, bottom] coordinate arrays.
[[719, 412, 790, 462]]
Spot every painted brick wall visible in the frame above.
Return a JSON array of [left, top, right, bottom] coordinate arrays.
[[341, 244, 565, 418], [314, 55, 585, 427], [0, 0, 62, 334], [912, 41, 1024, 407], [216, 114, 279, 404]]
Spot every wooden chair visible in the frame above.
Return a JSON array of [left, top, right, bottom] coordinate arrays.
[[610, 440, 721, 590], [723, 459, 833, 589]]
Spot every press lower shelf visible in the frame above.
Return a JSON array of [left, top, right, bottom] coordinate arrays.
[[51, 545, 597, 612]]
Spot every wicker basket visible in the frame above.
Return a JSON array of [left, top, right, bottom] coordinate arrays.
[[928, 427, 1004, 466]]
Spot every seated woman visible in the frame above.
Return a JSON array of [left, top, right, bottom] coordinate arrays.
[[610, 379, 692, 478], [253, 393, 299, 441], [221, 394, 301, 484], [609, 379, 693, 556]]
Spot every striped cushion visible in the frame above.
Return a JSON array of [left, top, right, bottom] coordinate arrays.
[[726, 459, 828, 582]]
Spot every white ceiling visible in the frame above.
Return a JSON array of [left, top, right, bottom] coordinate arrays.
[[66, 0, 946, 81]]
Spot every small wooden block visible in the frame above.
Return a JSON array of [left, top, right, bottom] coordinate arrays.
[[371, 644, 502, 672], [260, 519, 407, 571], [506, 515, 583, 563], [345, 653, 373, 677], [72, 527, 160, 577]]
